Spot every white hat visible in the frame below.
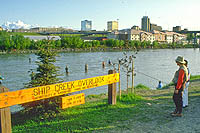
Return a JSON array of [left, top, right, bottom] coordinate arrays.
[[175, 56, 186, 64]]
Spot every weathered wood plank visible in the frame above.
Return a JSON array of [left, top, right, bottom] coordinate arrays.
[[108, 70, 117, 105], [60, 93, 85, 109], [0, 86, 12, 133], [0, 73, 119, 108]]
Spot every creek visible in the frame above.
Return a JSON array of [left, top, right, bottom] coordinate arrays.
[[0, 48, 200, 112]]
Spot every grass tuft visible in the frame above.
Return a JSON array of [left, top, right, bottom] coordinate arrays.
[[135, 84, 150, 90]]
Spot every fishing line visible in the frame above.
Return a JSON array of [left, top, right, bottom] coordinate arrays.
[[134, 69, 169, 84]]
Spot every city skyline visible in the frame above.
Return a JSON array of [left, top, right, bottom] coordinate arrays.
[[1, 0, 200, 31]]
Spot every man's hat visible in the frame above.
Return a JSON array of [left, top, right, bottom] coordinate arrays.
[[175, 56, 186, 64]]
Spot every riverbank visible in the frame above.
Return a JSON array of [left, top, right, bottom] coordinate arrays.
[[0, 45, 199, 55], [11, 78, 200, 132], [0, 47, 132, 54]]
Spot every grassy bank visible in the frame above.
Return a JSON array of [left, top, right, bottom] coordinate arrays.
[[12, 93, 148, 132], [190, 75, 200, 81], [11, 79, 200, 132], [160, 74, 200, 90]]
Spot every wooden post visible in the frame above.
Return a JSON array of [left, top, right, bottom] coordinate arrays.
[[127, 74, 129, 94], [0, 85, 12, 133], [85, 64, 88, 73], [102, 61, 105, 69], [65, 65, 69, 75], [108, 70, 117, 105], [29, 58, 31, 64], [118, 63, 121, 99], [132, 58, 134, 94]]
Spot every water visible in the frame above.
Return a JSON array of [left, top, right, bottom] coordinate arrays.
[[0, 48, 200, 112], [24, 35, 61, 41]]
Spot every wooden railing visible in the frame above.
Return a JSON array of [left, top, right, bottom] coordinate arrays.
[[0, 70, 119, 133]]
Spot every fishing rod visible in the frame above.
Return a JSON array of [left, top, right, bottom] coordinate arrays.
[[134, 69, 169, 84]]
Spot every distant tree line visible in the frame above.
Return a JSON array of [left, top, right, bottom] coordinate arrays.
[[0, 31, 195, 51]]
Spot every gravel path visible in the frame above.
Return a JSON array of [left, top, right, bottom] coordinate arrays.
[[152, 97, 200, 133], [106, 81, 200, 133]]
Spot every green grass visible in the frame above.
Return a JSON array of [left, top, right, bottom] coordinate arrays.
[[135, 84, 150, 90], [190, 75, 200, 81], [12, 93, 150, 132], [11, 79, 200, 132], [158, 75, 200, 90]]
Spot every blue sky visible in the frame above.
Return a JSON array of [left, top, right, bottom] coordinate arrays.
[[1, 0, 200, 30]]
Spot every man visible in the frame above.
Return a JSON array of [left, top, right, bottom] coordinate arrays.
[[171, 56, 188, 117], [183, 60, 190, 108]]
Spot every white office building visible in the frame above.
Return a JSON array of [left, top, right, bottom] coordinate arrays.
[[81, 20, 92, 31]]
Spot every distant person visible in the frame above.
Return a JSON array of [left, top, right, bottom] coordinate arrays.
[[183, 60, 190, 108], [108, 60, 111, 65], [0, 74, 4, 84], [157, 81, 163, 89], [171, 56, 188, 117]]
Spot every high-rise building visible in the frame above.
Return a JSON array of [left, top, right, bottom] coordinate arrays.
[[141, 16, 150, 32], [81, 20, 92, 31], [107, 21, 118, 32]]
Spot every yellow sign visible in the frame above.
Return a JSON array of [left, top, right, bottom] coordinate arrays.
[[0, 73, 119, 108], [60, 93, 85, 109]]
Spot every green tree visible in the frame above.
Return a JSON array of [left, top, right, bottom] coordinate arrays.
[[105, 39, 115, 47], [55, 40, 62, 48], [135, 40, 141, 49], [101, 40, 107, 46], [11, 34, 26, 50], [0, 31, 11, 50], [73, 37, 83, 48], [141, 41, 147, 48], [92, 40, 100, 47], [114, 40, 120, 47], [22, 40, 63, 118], [129, 40, 135, 48], [171, 42, 177, 48], [119, 40, 125, 47], [152, 41, 159, 48], [61, 37, 72, 48], [187, 33, 194, 44]]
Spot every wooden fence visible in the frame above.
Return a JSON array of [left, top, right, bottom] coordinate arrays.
[[0, 70, 119, 133]]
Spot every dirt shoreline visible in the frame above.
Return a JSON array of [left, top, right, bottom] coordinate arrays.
[[0, 47, 135, 55], [105, 80, 200, 133]]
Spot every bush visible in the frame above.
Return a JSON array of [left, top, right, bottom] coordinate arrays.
[[118, 93, 143, 104], [135, 84, 150, 90]]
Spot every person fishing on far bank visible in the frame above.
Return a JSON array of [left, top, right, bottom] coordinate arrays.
[[171, 56, 188, 117], [157, 81, 163, 89], [182, 59, 190, 108]]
